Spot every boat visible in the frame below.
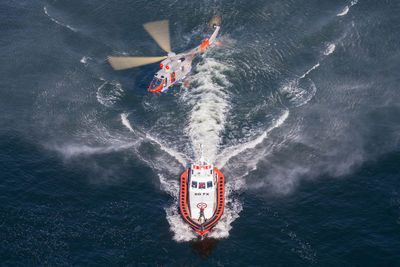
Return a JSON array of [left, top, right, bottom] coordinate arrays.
[[179, 154, 225, 236]]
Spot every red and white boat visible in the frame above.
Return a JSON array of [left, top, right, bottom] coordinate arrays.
[[179, 156, 225, 236]]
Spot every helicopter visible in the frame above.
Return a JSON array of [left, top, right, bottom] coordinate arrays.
[[108, 15, 222, 93]]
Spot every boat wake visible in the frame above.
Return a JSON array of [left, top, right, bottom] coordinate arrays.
[[166, 58, 243, 241], [181, 58, 232, 162]]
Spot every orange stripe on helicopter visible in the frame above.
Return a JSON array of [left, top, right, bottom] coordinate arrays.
[[200, 39, 210, 52]]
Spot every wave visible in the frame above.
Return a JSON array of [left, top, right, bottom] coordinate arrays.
[[120, 113, 188, 167], [120, 113, 134, 133], [217, 109, 289, 169], [80, 56, 91, 64], [96, 78, 124, 108], [207, 182, 243, 239], [144, 134, 188, 168], [49, 142, 136, 158], [43, 6, 77, 32], [337, 0, 358, 16], [324, 43, 336, 56], [299, 63, 320, 79], [337, 6, 350, 17], [280, 77, 317, 108]]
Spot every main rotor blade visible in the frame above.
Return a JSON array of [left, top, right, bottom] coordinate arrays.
[[143, 20, 171, 53], [108, 56, 167, 70]]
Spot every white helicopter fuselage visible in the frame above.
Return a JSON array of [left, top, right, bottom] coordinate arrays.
[[148, 26, 220, 93]]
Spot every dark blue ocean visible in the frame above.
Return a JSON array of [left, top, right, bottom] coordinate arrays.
[[1, 0, 400, 265]]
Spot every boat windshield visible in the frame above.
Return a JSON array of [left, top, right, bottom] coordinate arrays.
[[149, 77, 164, 90]]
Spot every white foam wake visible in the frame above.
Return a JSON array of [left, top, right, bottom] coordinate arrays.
[[80, 56, 91, 64], [280, 78, 317, 108], [207, 181, 243, 239], [324, 43, 336, 56], [120, 113, 134, 133], [181, 58, 232, 163], [50, 142, 136, 158], [96, 78, 124, 108], [119, 113, 188, 167], [337, 0, 358, 16], [299, 63, 320, 79], [337, 6, 350, 16], [145, 134, 188, 168], [43, 6, 77, 32]]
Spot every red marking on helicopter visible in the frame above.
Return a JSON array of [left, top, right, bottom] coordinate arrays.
[[200, 39, 210, 52], [170, 72, 176, 83]]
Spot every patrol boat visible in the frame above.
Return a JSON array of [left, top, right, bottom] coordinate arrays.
[[179, 153, 225, 236]]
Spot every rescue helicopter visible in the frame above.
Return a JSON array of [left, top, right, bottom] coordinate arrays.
[[108, 15, 222, 93]]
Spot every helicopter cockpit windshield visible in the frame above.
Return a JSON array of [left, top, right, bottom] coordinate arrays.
[[149, 77, 164, 92]]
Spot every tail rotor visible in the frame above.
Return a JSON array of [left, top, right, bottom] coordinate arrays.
[[208, 15, 222, 29]]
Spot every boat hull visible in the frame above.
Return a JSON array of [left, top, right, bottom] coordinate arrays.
[[179, 167, 225, 236]]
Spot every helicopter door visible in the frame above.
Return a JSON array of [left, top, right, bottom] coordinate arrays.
[[170, 72, 176, 84]]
